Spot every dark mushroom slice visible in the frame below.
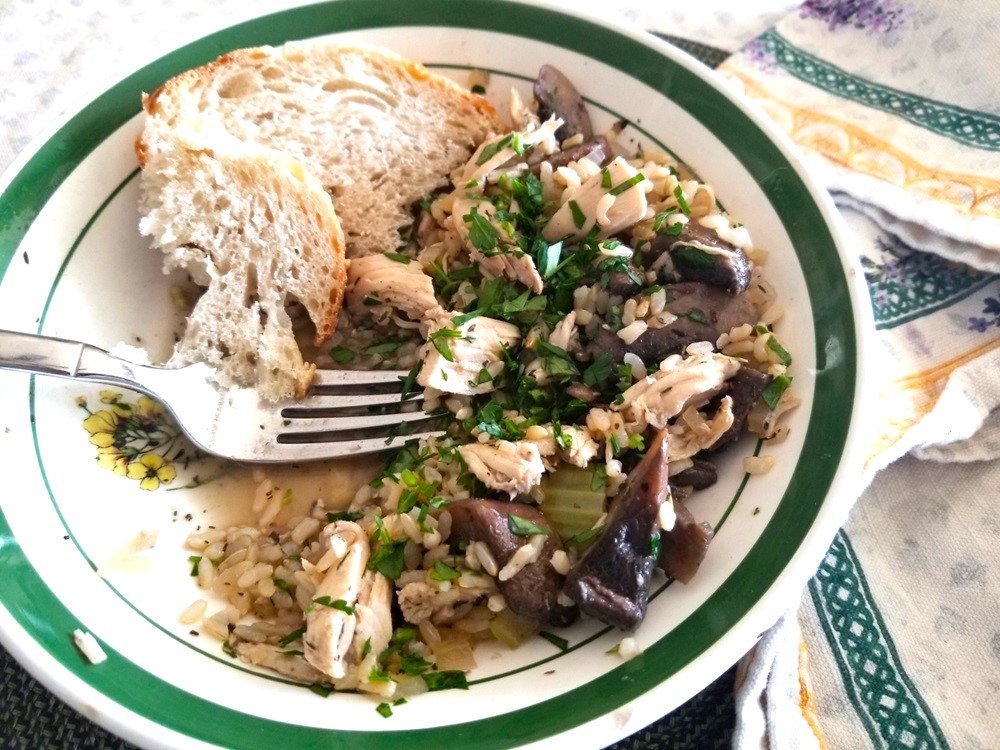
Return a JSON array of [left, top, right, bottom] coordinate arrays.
[[658, 497, 714, 584], [663, 282, 760, 342], [448, 499, 577, 627], [582, 282, 757, 366], [562, 429, 671, 631], [644, 225, 752, 295], [533, 64, 593, 142], [671, 457, 718, 490], [582, 325, 700, 367], [529, 136, 610, 175], [605, 265, 644, 298], [708, 366, 773, 452]]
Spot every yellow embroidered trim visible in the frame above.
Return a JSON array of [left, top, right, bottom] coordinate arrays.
[[719, 67, 1000, 219], [798, 635, 829, 750], [866, 336, 1000, 462]]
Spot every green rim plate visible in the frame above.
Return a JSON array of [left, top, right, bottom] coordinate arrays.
[[0, 1, 867, 747]]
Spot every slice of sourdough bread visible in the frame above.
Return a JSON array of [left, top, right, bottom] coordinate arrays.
[[138, 42, 504, 257], [139, 136, 346, 400], [137, 42, 503, 400]]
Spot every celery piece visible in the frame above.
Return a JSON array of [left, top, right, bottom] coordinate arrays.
[[488, 608, 541, 648], [538, 465, 607, 540]]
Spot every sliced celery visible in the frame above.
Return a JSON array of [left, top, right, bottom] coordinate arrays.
[[538, 465, 607, 540]]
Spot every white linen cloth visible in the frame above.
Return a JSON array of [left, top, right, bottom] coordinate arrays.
[[1, 2, 998, 749]]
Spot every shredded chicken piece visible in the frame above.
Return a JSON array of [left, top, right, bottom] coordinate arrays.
[[542, 156, 648, 242], [303, 521, 392, 696], [547, 311, 578, 352], [452, 197, 544, 293], [234, 642, 327, 684], [527, 423, 599, 468], [418, 314, 520, 395], [398, 580, 493, 625], [458, 440, 545, 498], [455, 118, 563, 187], [347, 254, 443, 321], [668, 396, 735, 461], [615, 350, 741, 431]]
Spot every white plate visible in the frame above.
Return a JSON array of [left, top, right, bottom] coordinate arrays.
[[0, 1, 872, 747]]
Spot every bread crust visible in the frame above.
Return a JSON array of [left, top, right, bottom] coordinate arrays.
[[137, 41, 503, 398]]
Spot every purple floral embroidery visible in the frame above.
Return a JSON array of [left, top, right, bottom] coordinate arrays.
[[967, 296, 1000, 333], [800, 0, 909, 35], [743, 37, 779, 72]]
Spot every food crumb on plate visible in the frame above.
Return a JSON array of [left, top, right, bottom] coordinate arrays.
[[73, 629, 107, 665], [617, 637, 642, 661]]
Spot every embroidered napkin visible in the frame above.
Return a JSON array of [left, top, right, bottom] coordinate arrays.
[[706, 2, 1000, 748]]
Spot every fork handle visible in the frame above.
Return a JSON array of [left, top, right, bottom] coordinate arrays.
[[0, 329, 143, 389]]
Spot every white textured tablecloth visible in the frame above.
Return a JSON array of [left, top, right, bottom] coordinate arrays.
[[2, 2, 998, 749]]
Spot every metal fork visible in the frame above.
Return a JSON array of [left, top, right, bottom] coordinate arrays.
[[0, 329, 444, 462]]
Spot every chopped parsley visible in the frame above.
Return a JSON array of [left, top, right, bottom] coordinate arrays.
[[384, 252, 411, 264], [421, 670, 469, 691], [608, 172, 645, 196], [309, 596, 355, 615], [649, 531, 661, 560], [507, 513, 550, 537], [476, 131, 525, 166], [671, 245, 716, 269], [678, 308, 709, 325], [278, 627, 305, 647], [539, 631, 570, 652], [583, 353, 614, 387], [569, 200, 586, 230], [673, 184, 691, 214], [762, 374, 792, 410], [766, 335, 792, 366], [428, 326, 463, 363], [464, 206, 500, 252], [428, 560, 462, 581], [376, 702, 393, 718], [188, 555, 201, 576], [329, 345, 354, 364]]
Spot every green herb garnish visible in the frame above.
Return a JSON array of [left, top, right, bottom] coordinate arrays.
[[507, 513, 550, 537], [539, 631, 570, 651], [329, 346, 354, 364], [421, 670, 469, 691], [673, 184, 691, 214], [761, 374, 792, 410], [766, 336, 792, 366], [608, 172, 645, 196], [428, 560, 462, 581]]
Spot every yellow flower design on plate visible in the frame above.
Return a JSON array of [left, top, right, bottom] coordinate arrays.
[[78, 391, 189, 491], [126, 453, 177, 491], [82, 409, 120, 448]]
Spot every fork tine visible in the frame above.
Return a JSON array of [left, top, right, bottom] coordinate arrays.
[[309, 369, 411, 387], [284, 391, 422, 413], [278, 409, 433, 436], [264, 430, 447, 462]]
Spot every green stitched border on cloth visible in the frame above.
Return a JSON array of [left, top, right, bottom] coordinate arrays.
[[755, 29, 1000, 151], [808, 531, 949, 750]]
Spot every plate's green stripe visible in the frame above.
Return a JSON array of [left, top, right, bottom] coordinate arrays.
[[34, 169, 138, 334], [808, 531, 950, 750], [0, 0, 858, 747], [755, 29, 1000, 151]]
